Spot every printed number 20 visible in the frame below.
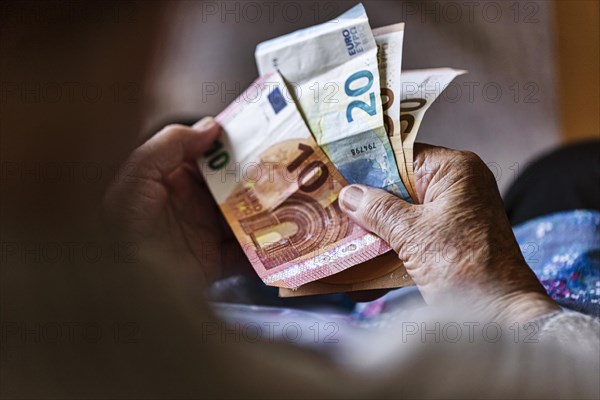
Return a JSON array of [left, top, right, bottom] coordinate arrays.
[[345, 70, 376, 123]]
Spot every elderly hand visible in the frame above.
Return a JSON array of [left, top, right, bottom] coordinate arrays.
[[339, 144, 560, 322], [104, 117, 247, 288]]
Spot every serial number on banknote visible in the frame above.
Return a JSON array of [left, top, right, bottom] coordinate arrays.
[[350, 142, 377, 156]]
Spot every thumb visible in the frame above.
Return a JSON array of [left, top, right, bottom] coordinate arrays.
[[132, 116, 221, 178], [338, 184, 421, 254]]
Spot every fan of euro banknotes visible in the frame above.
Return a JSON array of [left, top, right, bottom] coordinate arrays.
[[198, 3, 465, 297]]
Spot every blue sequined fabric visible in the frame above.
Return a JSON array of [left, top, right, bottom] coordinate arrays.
[[514, 210, 600, 317]]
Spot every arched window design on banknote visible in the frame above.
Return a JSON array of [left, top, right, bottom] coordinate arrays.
[[223, 139, 351, 270], [238, 194, 350, 270]]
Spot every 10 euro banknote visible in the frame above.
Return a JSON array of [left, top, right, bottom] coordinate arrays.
[[198, 71, 391, 289]]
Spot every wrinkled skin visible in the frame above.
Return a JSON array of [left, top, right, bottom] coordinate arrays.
[[339, 144, 560, 322]]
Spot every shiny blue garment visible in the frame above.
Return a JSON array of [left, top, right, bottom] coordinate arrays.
[[514, 210, 600, 317]]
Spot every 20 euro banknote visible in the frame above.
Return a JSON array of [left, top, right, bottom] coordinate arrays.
[[255, 3, 412, 202]]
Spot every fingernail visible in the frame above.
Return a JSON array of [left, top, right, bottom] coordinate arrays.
[[340, 185, 364, 212], [193, 116, 216, 131]]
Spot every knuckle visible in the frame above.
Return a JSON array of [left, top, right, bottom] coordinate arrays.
[[456, 150, 490, 178], [388, 206, 421, 252], [363, 194, 407, 240], [459, 150, 484, 168], [364, 194, 395, 223], [464, 151, 497, 183]]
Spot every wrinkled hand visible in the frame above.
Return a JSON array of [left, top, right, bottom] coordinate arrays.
[[339, 144, 559, 322], [104, 117, 246, 288]]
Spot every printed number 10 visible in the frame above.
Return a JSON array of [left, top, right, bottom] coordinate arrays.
[[345, 70, 377, 123], [287, 143, 329, 193]]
